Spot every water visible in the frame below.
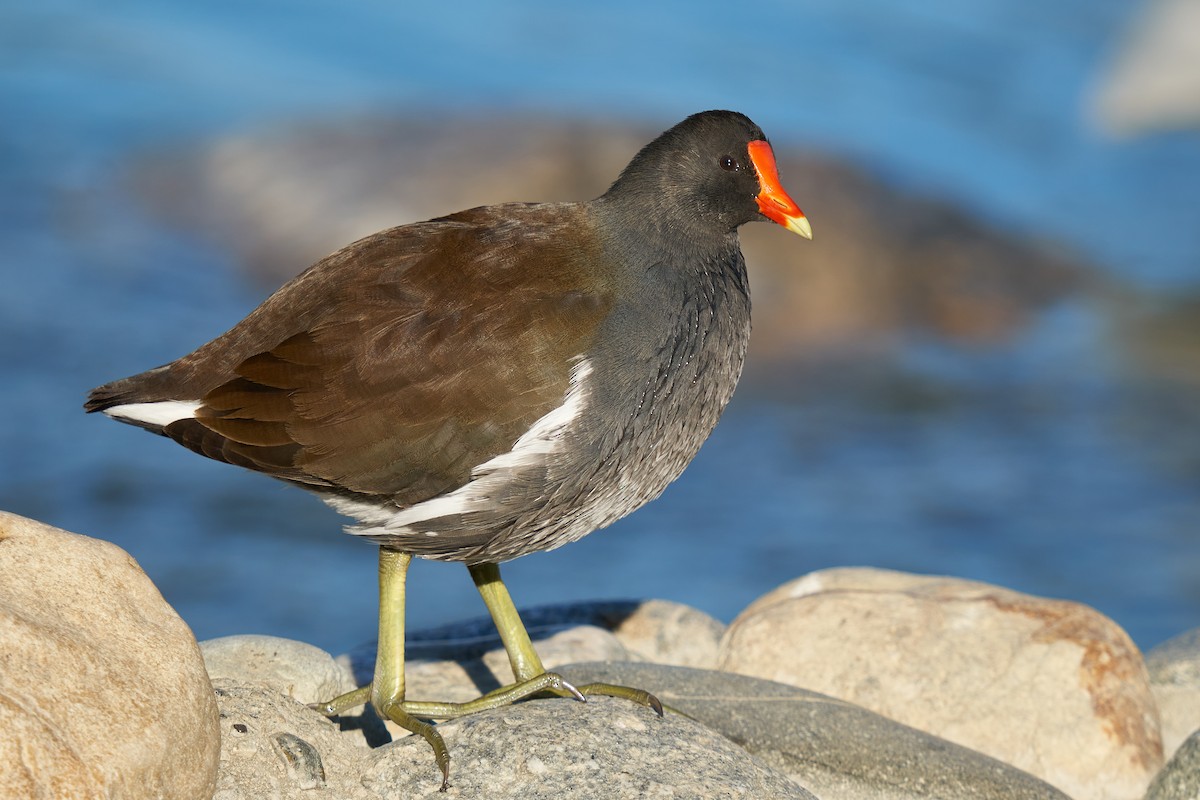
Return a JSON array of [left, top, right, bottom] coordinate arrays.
[[2, 0, 1199, 655]]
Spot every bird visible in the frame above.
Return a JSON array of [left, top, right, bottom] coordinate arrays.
[[85, 109, 811, 789]]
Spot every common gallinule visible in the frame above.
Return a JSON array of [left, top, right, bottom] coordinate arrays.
[[85, 109, 811, 789]]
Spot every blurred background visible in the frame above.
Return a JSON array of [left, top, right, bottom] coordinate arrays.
[[2, 0, 1199, 656]]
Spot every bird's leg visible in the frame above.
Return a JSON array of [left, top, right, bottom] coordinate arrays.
[[314, 547, 451, 790], [319, 560, 585, 716], [312, 551, 584, 791], [468, 561, 548, 682], [393, 562, 588, 718], [313, 556, 665, 791], [358, 562, 664, 719], [466, 561, 665, 716]]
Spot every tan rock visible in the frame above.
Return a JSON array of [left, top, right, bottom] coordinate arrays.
[[1146, 627, 1200, 759], [201, 634, 358, 704], [560, 662, 1073, 800], [213, 675, 813, 799], [607, 599, 725, 669], [211, 679, 371, 799], [719, 567, 1162, 800], [1151, 682, 1200, 762], [361, 696, 814, 799], [1090, 0, 1200, 136], [0, 511, 220, 799]]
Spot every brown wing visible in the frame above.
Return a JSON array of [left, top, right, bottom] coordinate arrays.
[[100, 203, 614, 506]]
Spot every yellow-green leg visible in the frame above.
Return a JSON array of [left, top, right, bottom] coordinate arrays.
[[467, 562, 665, 715], [313, 549, 584, 791], [313, 551, 664, 792], [314, 548, 452, 790]]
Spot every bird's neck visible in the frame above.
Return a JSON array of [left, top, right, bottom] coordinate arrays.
[[587, 194, 741, 269]]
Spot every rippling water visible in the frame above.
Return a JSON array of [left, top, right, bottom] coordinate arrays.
[[2, 0, 1199, 654]]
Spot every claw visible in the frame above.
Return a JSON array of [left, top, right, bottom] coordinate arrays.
[[576, 682, 665, 716], [553, 677, 586, 702], [380, 699, 451, 791]]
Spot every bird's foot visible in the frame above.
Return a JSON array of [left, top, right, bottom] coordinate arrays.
[[310, 672, 586, 792], [310, 686, 453, 791]]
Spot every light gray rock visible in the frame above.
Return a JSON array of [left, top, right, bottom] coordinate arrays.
[[606, 598, 725, 669], [360, 696, 814, 800], [719, 568, 1162, 800], [207, 635, 1076, 799], [211, 679, 370, 799], [1090, 0, 1200, 135], [1149, 629, 1200, 685], [202, 634, 358, 704], [1147, 627, 1200, 759], [558, 662, 1071, 800], [0, 510, 220, 799], [1146, 727, 1200, 800], [212, 675, 811, 799]]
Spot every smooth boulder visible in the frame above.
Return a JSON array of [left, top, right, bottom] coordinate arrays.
[[210, 668, 813, 799], [719, 567, 1162, 800], [360, 696, 814, 800], [0, 511, 220, 799], [1146, 627, 1200, 761], [559, 661, 1071, 800], [202, 634, 358, 704]]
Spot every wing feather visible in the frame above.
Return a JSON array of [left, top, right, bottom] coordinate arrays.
[[95, 204, 614, 515]]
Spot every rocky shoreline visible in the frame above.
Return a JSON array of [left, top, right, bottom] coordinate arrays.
[[5, 510, 1200, 798]]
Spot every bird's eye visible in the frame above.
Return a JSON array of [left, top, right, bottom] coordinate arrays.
[[720, 156, 740, 172]]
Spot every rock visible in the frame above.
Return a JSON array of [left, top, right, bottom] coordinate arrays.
[[1146, 727, 1200, 800], [605, 599, 725, 669], [211, 679, 370, 799], [360, 695, 814, 800], [0, 510, 220, 799], [206, 633, 1074, 798], [1090, 0, 1200, 136], [719, 567, 1162, 800], [201, 634, 358, 704], [212, 671, 811, 799], [1147, 627, 1200, 759], [202, 634, 388, 750], [558, 662, 1071, 800]]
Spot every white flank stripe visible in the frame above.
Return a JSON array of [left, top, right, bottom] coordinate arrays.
[[104, 400, 202, 428], [339, 356, 593, 535], [473, 357, 593, 476]]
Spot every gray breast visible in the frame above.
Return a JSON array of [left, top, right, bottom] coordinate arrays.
[[331, 249, 752, 564]]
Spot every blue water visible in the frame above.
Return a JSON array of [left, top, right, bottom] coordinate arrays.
[[3, 0, 1199, 655]]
